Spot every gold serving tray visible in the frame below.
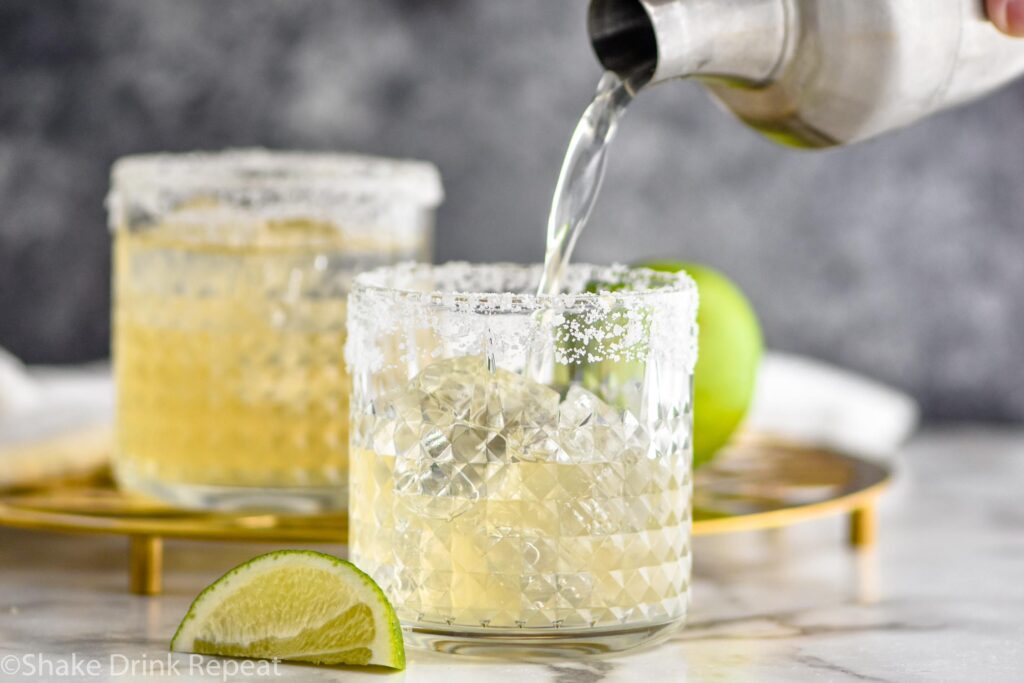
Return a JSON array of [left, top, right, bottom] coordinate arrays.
[[0, 433, 890, 595]]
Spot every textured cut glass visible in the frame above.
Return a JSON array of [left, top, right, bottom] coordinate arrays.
[[346, 262, 697, 653]]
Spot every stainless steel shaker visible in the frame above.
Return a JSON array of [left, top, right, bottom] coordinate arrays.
[[589, 0, 1024, 147]]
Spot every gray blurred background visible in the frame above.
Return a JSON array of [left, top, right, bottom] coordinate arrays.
[[1, 1, 1023, 421]]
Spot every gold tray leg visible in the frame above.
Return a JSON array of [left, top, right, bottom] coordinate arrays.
[[129, 535, 163, 596], [848, 502, 877, 548]]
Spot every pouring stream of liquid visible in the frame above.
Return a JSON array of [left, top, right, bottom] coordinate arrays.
[[536, 72, 634, 297]]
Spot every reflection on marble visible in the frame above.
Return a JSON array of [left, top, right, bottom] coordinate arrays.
[[0, 427, 1022, 682]]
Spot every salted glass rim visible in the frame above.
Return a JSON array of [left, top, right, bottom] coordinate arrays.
[[351, 261, 697, 311], [109, 148, 444, 208]]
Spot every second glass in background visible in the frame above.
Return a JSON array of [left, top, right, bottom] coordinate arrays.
[[109, 150, 443, 511]]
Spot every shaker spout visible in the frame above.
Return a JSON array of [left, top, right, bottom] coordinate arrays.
[[588, 0, 658, 89], [588, 0, 790, 88]]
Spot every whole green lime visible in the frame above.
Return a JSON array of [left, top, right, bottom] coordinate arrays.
[[640, 261, 763, 468]]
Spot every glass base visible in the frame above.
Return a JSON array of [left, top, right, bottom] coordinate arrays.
[[403, 617, 685, 659], [114, 465, 346, 513]]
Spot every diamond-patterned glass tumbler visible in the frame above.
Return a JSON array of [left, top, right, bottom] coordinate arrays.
[[109, 150, 442, 511], [346, 262, 698, 656]]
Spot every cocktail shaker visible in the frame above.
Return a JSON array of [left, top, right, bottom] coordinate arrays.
[[588, 0, 1024, 147]]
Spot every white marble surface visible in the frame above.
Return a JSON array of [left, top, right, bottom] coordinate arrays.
[[0, 427, 1022, 682]]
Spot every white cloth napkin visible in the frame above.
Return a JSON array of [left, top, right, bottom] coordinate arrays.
[[0, 350, 113, 488], [0, 347, 39, 415], [745, 351, 919, 460]]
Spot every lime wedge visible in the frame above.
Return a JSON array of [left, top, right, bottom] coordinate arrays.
[[170, 550, 404, 670]]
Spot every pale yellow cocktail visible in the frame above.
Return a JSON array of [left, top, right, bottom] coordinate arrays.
[[109, 151, 441, 510]]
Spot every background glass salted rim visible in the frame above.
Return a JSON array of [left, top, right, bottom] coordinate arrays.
[[351, 261, 698, 313], [108, 148, 444, 208]]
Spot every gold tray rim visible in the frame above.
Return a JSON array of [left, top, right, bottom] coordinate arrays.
[[0, 434, 892, 595], [0, 434, 893, 542]]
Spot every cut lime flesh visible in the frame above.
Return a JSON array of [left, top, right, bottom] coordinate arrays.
[[170, 550, 404, 670]]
